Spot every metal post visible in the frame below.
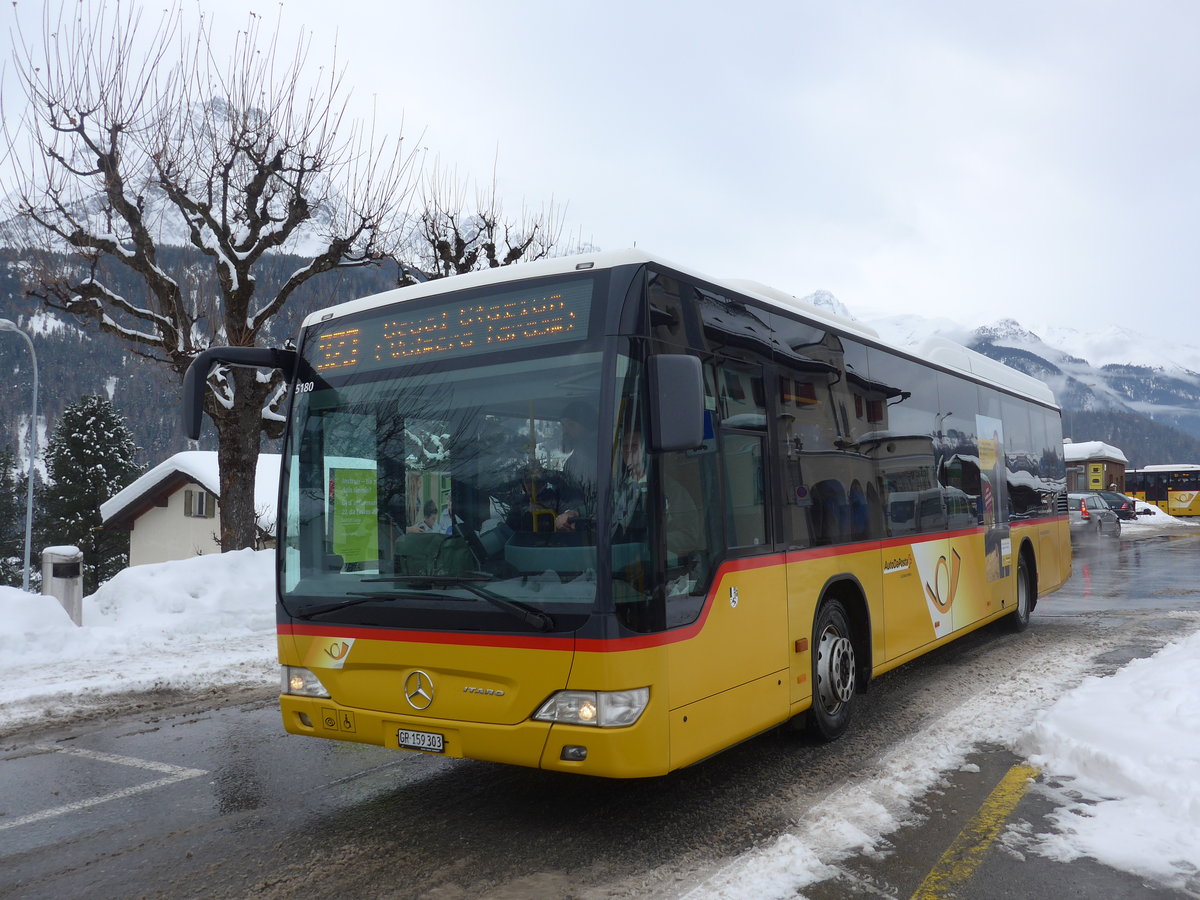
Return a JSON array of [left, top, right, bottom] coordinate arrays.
[[0, 319, 38, 592]]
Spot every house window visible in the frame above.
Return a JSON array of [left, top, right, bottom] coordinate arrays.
[[185, 488, 217, 518]]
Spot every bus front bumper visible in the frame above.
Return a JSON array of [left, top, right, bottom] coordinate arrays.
[[279, 694, 671, 778]]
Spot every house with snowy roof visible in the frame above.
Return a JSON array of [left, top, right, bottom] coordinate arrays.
[[100, 451, 280, 567], [1063, 439, 1128, 493]]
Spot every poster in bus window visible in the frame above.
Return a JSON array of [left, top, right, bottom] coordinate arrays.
[[976, 415, 1012, 581], [331, 467, 379, 565]]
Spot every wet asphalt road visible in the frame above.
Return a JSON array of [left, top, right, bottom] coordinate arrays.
[[2, 530, 1198, 899]]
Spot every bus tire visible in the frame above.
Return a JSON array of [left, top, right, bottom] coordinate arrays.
[[807, 598, 856, 742], [1007, 552, 1033, 633]]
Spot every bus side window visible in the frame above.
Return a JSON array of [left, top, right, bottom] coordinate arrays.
[[723, 432, 767, 548], [811, 479, 849, 545], [715, 360, 769, 551]]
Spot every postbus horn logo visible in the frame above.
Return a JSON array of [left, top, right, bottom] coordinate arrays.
[[925, 548, 963, 614]]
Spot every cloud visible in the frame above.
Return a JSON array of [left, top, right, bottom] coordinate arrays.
[[4, 0, 1197, 331]]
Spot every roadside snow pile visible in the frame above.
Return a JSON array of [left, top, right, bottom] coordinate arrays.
[[0, 549, 276, 733], [1125, 501, 1200, 526], [1019, 629, 1200, 891]]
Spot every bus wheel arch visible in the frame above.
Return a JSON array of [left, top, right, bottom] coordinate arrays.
[[807, 580, 868, 742]]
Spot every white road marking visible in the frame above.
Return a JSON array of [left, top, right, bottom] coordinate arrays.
[[0, 744, 208, 832]]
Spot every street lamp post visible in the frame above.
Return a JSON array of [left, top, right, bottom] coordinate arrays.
[[0, 319, 38, 592]]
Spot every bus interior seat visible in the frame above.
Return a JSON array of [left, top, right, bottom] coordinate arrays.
[[394, 532, 477, 577], [436, 535, 475, 576], [395, 532, 446, 575]]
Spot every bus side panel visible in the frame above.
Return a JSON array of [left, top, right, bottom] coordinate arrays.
[[1034, 518, 1072, 596], [660, 560, 791, 768], [668, 670, 790, 772], [882, 537, 950, 662], [1170, 490, 1200, 517], [957, 529, 1013, 625], [882, 529, 1019, 663], [666, 561, 790, 711]]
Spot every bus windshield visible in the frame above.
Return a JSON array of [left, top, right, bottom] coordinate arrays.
[[280, 349, 607, 632]]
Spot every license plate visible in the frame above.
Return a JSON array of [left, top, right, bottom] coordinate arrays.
[[398, 728, 445, 753]]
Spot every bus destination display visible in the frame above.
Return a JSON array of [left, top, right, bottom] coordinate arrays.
[[313, 279, 593, 373]]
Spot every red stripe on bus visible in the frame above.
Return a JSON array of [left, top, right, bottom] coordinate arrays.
[[280, 622, 577, 651]]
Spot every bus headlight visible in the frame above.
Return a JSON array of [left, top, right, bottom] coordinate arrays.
[[532, 687, 649, 727], [281, 666, 330, 698]]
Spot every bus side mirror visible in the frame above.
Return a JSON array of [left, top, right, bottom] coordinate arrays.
[[182, 346, 298, 439], [648, 354, 704, 452]]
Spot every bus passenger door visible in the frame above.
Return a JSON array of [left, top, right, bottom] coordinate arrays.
[[663, 364, 790, 768], [668, 429, 788, 700]]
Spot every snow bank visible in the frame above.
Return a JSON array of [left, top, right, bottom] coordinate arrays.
[[0, 549, 276, 732], [1018, 630, 1200, 891], [1124, 500, 1200, 527]]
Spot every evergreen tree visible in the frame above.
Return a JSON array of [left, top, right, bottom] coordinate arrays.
[[0, 446, 31, 588], [37, 397, 142, 594]]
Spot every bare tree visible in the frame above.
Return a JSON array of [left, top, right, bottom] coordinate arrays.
[[400, 157, 588, 286], [2, 2, 418, 550]]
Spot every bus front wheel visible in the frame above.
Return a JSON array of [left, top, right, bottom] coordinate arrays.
[[808, 599, 856, 742]]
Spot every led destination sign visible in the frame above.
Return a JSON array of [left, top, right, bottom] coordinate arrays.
[[312, 278, 593, 374]]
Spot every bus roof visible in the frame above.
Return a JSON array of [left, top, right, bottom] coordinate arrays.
[[1130, 464, 1200, 472], [301, 248, 1057, 407]]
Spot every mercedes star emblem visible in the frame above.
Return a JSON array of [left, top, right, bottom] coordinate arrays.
[[404, 670, 435, 710]]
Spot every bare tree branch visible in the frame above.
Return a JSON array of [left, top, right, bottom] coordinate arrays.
[[399, 156, 574, 285], [1, 1, 419, 549]]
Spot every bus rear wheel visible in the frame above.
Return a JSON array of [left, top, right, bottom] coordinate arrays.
[[808, 599, 856, 742], [1007, 553, 1033, 633]]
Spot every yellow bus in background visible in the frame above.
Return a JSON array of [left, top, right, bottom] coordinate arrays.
[[1125, 465, 1200, 517], [185, 250, 1071, 778]]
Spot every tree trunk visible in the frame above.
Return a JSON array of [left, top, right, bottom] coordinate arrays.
[[209, 367, 275, 551]]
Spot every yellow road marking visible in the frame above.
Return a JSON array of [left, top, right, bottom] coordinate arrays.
[[909, 764, 1039, 899]]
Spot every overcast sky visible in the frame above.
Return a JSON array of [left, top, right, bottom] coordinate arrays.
[[4, 1, 1197, 331]]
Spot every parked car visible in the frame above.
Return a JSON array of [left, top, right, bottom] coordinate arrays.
[[1067, 492, 1122, 542], [1097, 489, 1138, 521]]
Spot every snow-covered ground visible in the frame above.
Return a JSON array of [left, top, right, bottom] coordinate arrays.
[[2, 505, 1198, 896], [0, 548, 277, 730]]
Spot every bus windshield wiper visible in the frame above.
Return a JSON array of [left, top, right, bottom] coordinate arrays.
[[297, 591, 430, 618], [361, 575, 556, 632]]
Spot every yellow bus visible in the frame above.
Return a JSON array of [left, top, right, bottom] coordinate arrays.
[[184, 250, 1071, 778], [1125, 465, 1200, 517]]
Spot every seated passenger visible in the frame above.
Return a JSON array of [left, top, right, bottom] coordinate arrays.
[[407, 499, 439, 534]]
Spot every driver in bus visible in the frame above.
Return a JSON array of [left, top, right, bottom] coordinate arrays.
[[613, 427, 649, 538], [611, 424, 700, 553], [507, 464, 564, 533]]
